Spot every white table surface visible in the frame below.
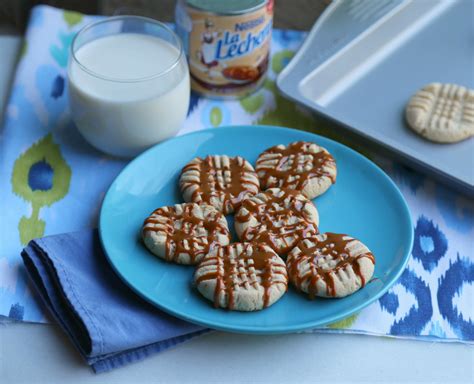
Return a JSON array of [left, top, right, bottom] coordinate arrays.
[[0, 35, 473, 384]]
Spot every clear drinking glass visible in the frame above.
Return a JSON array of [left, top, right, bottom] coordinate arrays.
[[68, 16, 190, 158]]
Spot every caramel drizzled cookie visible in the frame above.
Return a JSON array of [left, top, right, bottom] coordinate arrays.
[[256, 141, 337, 199], [194, 242, 288, 311], [234, 188, 319, 256], [179, 155, 260, 214], [287, 233, 375, 298], [142, 203, 231, 265], [406, 83, 474, 143]]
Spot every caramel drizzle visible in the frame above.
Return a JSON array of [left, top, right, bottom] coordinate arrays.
[[195, 244, 287, 309], [235, 190, 319, 255], [257, 141, 336, 190], [143, 204, 230, 264], [181, 156, 260, 214], [287, 233, 375, 298]]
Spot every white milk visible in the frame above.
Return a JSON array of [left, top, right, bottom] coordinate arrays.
[[68, 33, 190, 157]]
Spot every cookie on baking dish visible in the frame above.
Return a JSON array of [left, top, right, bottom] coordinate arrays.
[[286, 232, 375, 299], [194, 242, 288, 311], [234, 188, 319, 256], [179, 155, 260, 215], [255, 141, 337, 199], [142, 202, 231, 265], [406, 83, 474, 143]]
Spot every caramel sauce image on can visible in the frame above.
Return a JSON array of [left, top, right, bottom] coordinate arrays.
[[175, 0, 273, 99]]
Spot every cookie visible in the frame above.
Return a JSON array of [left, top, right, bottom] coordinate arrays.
[[406, 83, 474, 143], [179, 155, 260, 215], [142, 203, 231, 265], [287, 233, 375, 298], [255, 141, 337, 199], [194, 242, 288, 311], [234, 188, 319, 256]]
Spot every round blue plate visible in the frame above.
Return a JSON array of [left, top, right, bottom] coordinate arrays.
[[99, 125, 413, 334]]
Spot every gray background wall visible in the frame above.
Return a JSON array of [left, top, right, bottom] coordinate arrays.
[[0, 0, 329, 33]]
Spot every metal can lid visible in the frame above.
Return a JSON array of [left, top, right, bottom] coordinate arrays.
[[186, 0, 267, 15]]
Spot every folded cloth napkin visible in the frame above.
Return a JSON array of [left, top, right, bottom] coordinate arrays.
[[21, 230, 207, 373]]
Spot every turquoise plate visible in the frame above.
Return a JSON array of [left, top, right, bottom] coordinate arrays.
[[99, 125, 413, 334]]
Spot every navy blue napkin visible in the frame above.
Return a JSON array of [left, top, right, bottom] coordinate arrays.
[[21, 230, 208, 373]]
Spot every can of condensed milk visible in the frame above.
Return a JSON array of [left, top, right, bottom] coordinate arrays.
[[175, 0, 273, 99]]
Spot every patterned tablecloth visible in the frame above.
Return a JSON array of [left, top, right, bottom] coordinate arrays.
[[0, 5, 472, 343]]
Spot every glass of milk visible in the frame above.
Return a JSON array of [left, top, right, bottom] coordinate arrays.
[[68, 16, 190, 157]]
